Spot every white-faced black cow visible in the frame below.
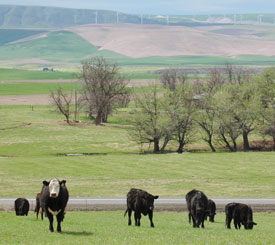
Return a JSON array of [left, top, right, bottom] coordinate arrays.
[[185, 189, 208, 228], [205, 199, 216, 222], [14, 198, 29, 216], [124, 188, 159, 228], [225, 202, 257, 230], [39, 178, 69, 232]]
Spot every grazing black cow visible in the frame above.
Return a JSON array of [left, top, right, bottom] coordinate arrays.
[[34, 193, 44, 220], [124, 188, 159, 228], [39, 178, 69, 232], [185, 189, 208, 228], [225, 202, 257, 230], [205, 199, 216, 222], [15, 198, 29, 216]]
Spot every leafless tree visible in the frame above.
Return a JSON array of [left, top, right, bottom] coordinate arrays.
[[50, 87, 73, 124], [160, 69, 188, 90], [80, 56, 129, 125]]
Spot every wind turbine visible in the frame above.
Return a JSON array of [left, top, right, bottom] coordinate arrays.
[[95, 11, 98, 24]]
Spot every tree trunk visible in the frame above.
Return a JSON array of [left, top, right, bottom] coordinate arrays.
[[95, 111, 102, 125], [233, 140, 237, 152], [242, 131, 250, 151], [177, 141, 185, 153], [160, 137, 169, 152], [221, 133, 234, 152], [153, 137, 160, 153]]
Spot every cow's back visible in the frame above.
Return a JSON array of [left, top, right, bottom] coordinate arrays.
[[126, 188, 141, 210]]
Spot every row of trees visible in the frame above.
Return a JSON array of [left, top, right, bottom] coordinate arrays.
[[50, 57, 275, 153], [130, 66, 275, 153]]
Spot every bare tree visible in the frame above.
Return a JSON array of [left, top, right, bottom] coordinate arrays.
[[50, 87, 73, 124], [80, 56, 129, 125], [160, 69, 188, 90]]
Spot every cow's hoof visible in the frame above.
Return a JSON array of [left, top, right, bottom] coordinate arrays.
[[49, 228, 54, 232]]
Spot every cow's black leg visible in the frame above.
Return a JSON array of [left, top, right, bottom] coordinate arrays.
[[234, 220, 239, 229], [226, 216, 232, 229], [135, 211, 141, 226], [57, 213, 63, 232], [191, 214, 196, 228], [48, 214, 54, 232], [128, 209, 132, 226], [134, 211, 138, 226], [201, 215, 205, 228], [148, 210, 154, 228], [188, 212, 192, 224]]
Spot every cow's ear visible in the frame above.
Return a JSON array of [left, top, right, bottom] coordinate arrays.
[[154, 196, 159, 199], [253, 222, 257, 225], [60, 180, 66, 186], [43, 181, 49, 186]]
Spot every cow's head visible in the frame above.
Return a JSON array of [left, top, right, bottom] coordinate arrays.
[[246, 221, 257, 229], [140, 192, 159, 210], [43, 178, 66, 198]]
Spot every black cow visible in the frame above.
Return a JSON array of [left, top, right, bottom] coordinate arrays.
[[225, 202, 257, 230], [185, 189, 208, 228], [124, 188, 159, 228], [14, 198, 29, 216], [205, 199, 216, 222], [39, 178, 69, 232], [34, 193, 44, 220]]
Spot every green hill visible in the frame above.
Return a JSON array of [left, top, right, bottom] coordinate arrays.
[[0, 30, 126, 62], [0, 29, 46, 45]]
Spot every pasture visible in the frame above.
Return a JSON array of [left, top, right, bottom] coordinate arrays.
[[0, 105, 275, 198], [1, 211, 275, 244]]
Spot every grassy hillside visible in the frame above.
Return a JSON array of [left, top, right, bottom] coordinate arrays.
[[0, 29, 46, 45], [0, 30, 125, 62]]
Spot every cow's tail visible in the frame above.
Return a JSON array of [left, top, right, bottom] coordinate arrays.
[[124, 209, 128, 217]]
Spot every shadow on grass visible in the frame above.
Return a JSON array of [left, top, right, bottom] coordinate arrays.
[[61, 231, 93, 236]]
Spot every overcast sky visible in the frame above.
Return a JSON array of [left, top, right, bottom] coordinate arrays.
[[0, 0, 274, 15]]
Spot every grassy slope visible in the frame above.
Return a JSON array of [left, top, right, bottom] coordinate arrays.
[[0, 29, 46, 45], [1, 212, 275, 244], [1, 29, 275, 66], [0, 105, 274, 198], [0, 30, 126, 62]]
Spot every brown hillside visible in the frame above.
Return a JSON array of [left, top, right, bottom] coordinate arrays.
[[68, 24, 275, 58]]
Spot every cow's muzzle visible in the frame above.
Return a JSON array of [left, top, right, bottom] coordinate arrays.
[[50, 193, 57, 198]]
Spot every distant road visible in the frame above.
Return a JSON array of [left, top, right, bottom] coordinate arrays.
[[1, 197, 275, 212]]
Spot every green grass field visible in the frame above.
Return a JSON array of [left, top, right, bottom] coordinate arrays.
[[0, 211, 274, 244], [0, 105, 274, 198], [0, 29, 47, 45]]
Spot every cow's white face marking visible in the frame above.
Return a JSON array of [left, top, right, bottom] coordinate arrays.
[[49, 178, 60, 198]]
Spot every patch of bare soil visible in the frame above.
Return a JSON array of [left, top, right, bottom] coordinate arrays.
[[68, 23, 275, 58], [0, 94, 50, 105]]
